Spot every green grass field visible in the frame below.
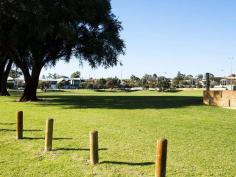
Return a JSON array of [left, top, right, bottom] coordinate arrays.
[[0, 90, 235, 177]]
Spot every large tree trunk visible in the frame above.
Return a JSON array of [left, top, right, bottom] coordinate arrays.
[[20, 80, 38, 101], [1, 79, 10, 96], [19, 64, 42, 102], [0, 63, 4, 95], [0, 59, 12, 96], [0, 62, 3, 93]]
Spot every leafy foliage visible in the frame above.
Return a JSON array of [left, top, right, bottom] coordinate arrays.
[[70, 71, 81, 78], [0, 0, 125, 101]]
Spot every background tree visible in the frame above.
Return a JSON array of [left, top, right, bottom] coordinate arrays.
[[153, 73, 158, 80], [196, 74, 204, 80], [58, 80, 71, 89], [158, 76, 171, 91], [9, 65, 22, 79], [141, 74, 152, 89], [172, 71, 185, 88], [185, 75, 194, 88], [47, 73, 64, 80], [95, 78, 107, 89], [0, 0, 125, 101], [83, 78, 96, 89], [141, 74, 158, 89], [208, 73, 216, 88], [130, 75, 141, 87], [106, 77, 121, 89], [42, 75, 46, 80], [209, 73, 215, 80], [38, 81, 49, 91], [71, 71, 81, 78]]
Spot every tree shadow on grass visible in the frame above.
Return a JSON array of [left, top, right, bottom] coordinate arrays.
[[94, 89, 139, 93], [38, 95, 203, 109], [100, 161, 154, 166], [23, 137, 72, 140], [43, 89, 66, 93], [0, 129, 15, 132], [53, 148, 108, 151], [0, 123, 15, 125], [25, 129, 43, 132], [0, 129, 42, 132]]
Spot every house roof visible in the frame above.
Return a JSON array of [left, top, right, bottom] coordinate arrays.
[[7, 77, 14, 80], [225, 77, 236, 80]]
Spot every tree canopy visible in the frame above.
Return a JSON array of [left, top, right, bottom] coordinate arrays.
[[71, 71, 81, 78], [0, 0, 125, 101]]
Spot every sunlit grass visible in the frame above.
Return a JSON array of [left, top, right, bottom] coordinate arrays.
[[0, 90, 235, 177]]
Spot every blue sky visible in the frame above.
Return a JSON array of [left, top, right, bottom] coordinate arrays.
[[41, 0, 236, 79]]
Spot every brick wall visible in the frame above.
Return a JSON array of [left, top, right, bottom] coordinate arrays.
[[203, 90, 236, 107]]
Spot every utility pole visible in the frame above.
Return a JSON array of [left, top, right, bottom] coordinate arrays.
[[229, 57, 234, 90], [120, 65, 123, 80], [229, 57, 234, 75]]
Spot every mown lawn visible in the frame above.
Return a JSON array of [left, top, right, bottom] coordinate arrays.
[[0, 90, 235, 177]]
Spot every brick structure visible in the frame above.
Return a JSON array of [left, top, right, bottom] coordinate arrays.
[[203, 91, 236, 107]]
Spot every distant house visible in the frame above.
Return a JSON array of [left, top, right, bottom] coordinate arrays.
[[57, 78, 81, 89], [41, 79, 58, 89], [7, 77, 14, 83], [130, 87, 143, 91], [7, 76, 25, 89], [70, 78, 81, 88], [219, 77, 236, 90], [40, 78, 81, 89]]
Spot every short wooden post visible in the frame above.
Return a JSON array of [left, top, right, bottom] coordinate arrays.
[[155, 139, 168, 177], [45, 119, 54, 151], [206, 73, 210, 91], [90, 131, 99, 165], [16, 111, 23, 139]]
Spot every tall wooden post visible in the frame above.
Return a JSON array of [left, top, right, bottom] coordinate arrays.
[[206, 73, 210, 91], [90, 131, 99, 165], [45, 119, 54, 151], [16, 111, 23, 139], [155, 139, 168, 177]]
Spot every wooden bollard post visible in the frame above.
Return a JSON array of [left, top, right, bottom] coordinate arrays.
[[90, 131, 99, 165], [45, 119, 54, 151], [16, 111, 23, 139], [155, 139, 168, 177]]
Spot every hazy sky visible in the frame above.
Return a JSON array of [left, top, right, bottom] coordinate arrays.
[[41, 0, 236, 79]]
